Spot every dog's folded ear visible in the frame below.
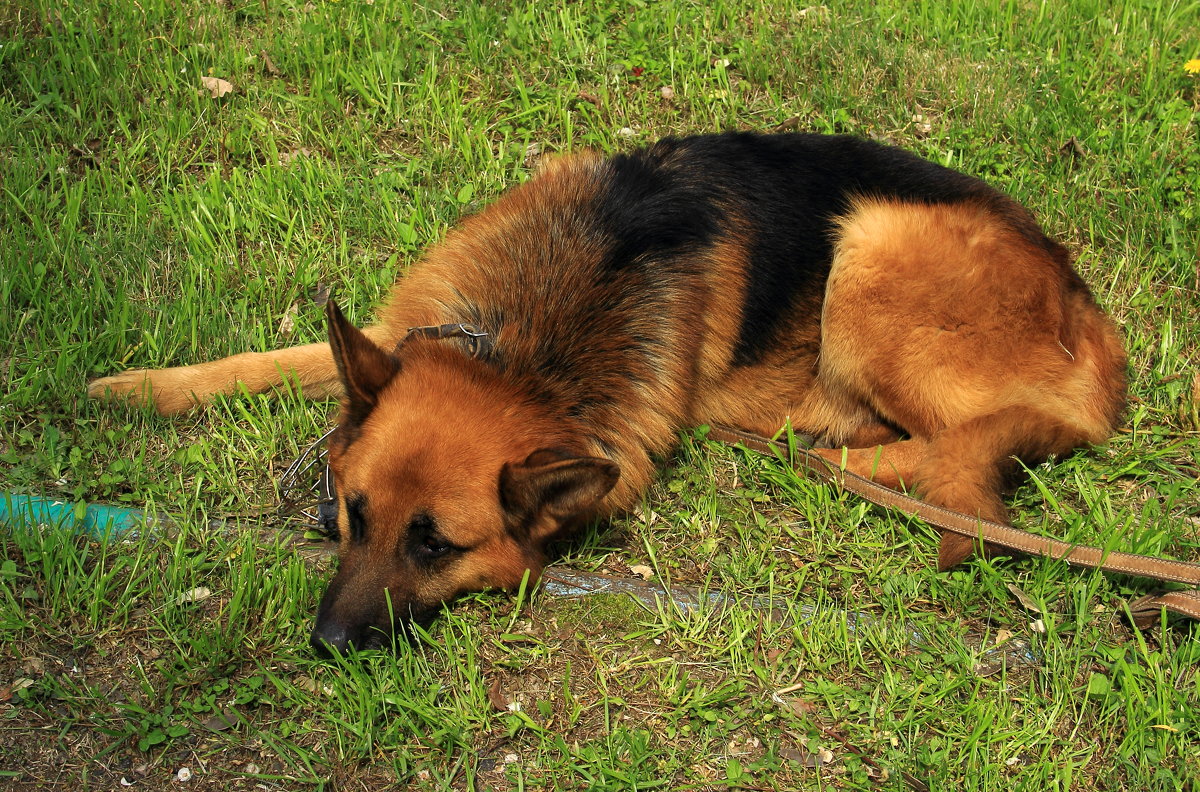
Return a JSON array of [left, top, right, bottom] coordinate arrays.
[[326, 300, 400, 429], [499, 449, 620, 538]]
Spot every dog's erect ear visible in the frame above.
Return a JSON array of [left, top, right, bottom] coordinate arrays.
[[326, 300, 400, 428], [499, 449, 620, 537]]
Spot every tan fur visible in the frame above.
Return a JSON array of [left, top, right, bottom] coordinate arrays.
[[87, 139, 1128, 649], [322, 346, 580, 615], [784, 198, 1123, 566], [87, 327, 396, 416]]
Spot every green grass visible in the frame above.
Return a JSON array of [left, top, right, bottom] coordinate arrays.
[[2, 0, 1199, 788]]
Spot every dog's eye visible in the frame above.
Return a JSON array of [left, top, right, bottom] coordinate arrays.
[[420, 534, 453, 558], [409, 514, 458, 561]]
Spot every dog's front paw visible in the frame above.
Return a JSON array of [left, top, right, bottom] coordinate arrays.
[[87, 369, 200, 416]]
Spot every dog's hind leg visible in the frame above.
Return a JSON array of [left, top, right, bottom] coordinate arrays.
[[913, 404, 1098, 569], [811, 406, 1094, 569], [88, 326, 395, 416]]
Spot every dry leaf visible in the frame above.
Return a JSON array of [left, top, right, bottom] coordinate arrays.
[[278, 302, 299, 336], [772, 686, 818, 717], [779, 745, 832, 767], [629, 564, 653, 579], [174, 586, 212, 605], [1006, 582, 1042, 613], [202, 708, 239, 731], [637, 507, 660, 526], [1059, 136, 1087, 159], [295, 675, 333, 696], [279, 147, 312, 166], [773, 116, 802, 133], [523, 142, 543, 168], [785, 698, 818, 717], [261, 49, 281, 76], [487, 677, 511, 712], [200, 76, 234, 98], [1189, 371, 1200, 428], [974, 661, 1002, 677]]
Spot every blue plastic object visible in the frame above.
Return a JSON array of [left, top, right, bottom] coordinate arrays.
[[0, 492, 154, 539]]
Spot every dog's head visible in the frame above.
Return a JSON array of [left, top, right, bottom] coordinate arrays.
[[309, 302, 619, 654]]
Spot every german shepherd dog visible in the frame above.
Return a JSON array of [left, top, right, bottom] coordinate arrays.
[[89, 133, 1127, 653]]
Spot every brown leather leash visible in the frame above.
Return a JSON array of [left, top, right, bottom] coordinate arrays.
[[707, 423, 1200, 628]]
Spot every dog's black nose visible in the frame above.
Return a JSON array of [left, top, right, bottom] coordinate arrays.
[[309, 620, 355, 657]]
